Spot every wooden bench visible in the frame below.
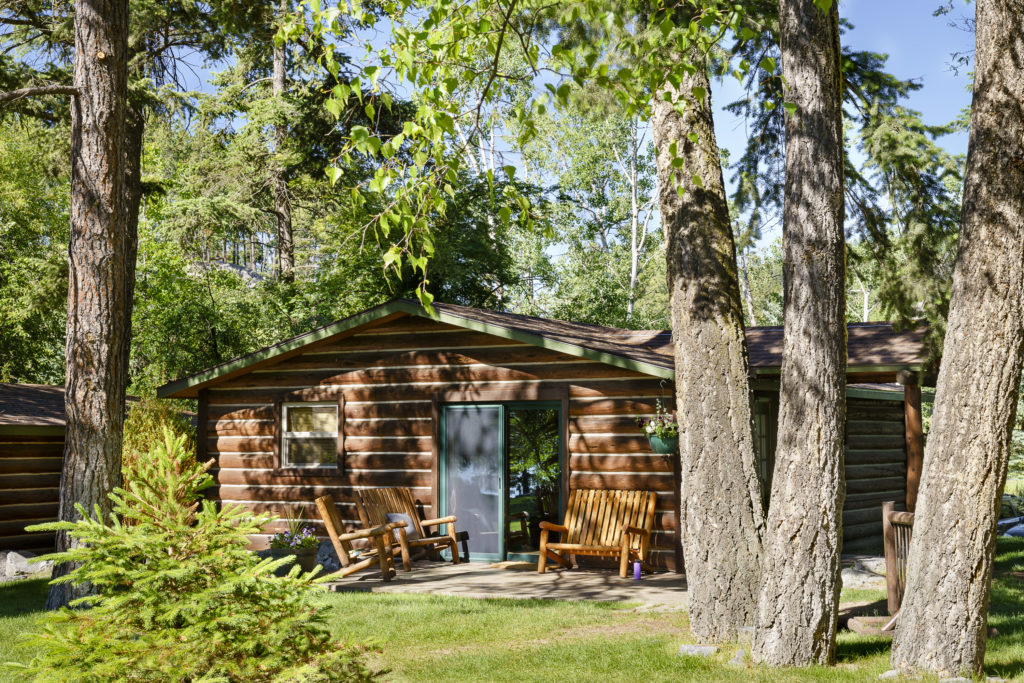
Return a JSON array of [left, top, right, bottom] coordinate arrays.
[[315, 494, 396, 580], [356, 487, 462, 571], [538, 489, 657, 578]]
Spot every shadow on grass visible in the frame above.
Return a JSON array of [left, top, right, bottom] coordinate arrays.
[[0, 579, 48, 619], [835, 636, 890, 662], [985, 538, 1024, 680]]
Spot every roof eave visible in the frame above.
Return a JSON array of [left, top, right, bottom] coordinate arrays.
[[157, 299, 675, 399]]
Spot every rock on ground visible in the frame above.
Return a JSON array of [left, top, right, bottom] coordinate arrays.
[[677, 644, 718, 658]]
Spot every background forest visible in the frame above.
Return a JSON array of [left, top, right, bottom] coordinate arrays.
[[0, 2, 963, 396]]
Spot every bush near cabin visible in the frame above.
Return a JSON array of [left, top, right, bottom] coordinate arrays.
[[10, 428, 376, 682]]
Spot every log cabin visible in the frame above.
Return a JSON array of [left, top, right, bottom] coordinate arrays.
[[156, 299, 929, 569], [0, 383, 68, 552]]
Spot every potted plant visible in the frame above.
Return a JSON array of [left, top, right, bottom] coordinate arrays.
[[637, 398, 679, 454], [268, 513, 320, 575]]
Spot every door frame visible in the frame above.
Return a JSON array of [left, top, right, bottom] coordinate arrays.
[[433, 386, 569, 562]]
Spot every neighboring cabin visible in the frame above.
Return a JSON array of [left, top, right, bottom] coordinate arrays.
[[0, 383, 66, 551], [157, 299, 928, 569]]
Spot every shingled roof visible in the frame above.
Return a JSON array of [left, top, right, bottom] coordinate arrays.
[[158, 299, 928, 398], [430, 301, 926, 372], [0, 383, 66, 428]]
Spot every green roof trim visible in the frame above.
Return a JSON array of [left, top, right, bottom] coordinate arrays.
[[753, 363, 923, 376], [0, 425, 65, 436], [427, 308, 675, 381], [157, 300, 675, 398]]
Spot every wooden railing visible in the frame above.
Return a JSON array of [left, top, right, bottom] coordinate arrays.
[[882, 501, 915, 616]]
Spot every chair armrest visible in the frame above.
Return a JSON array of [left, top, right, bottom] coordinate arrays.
[[337, 524, 391, 543], [539, 521, 568, 533], [620, 524, 650, 538], [421, 515, 457, 527], [510, 510, 529, 521]]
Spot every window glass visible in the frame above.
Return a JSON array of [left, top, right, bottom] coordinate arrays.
[[283, 403, 338, 468], [286, 405, 337, 433]]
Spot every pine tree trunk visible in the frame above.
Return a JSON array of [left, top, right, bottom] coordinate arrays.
[[48, 0, 130, 610], [891, 1, 1024, 676], [653, 52, 765, 643], [751, 0, 846, 666], [273, 0, 294, 282]]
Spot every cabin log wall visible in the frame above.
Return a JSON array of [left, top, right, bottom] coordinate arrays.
[[0, 432, 63, 551], [843, 396, 908, 553], [204, 315, 681, 570]]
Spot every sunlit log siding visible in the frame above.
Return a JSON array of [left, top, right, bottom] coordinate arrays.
[[201, 315, 682, 569]]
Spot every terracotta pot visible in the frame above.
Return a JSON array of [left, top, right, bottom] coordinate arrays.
[[648, 434, 679, 454], [268, 547, 318, 575]]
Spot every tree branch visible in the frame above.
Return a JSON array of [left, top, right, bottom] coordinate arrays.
[[0, 84, 78, 105]]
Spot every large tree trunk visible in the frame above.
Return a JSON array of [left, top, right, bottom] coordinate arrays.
[[890, 1, 1024, 676], [48, 0, 131, 610], [272, 0, 294, 282], [653, 52, 765, 643], [751, 0, 846, 666]]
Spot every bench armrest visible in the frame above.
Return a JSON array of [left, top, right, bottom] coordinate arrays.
[[539, 521, 568, 534], [510, 510, 529, 521], [421, 515, 457, 528], [620, 524, 650, 538]]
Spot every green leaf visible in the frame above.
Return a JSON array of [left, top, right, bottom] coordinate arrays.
[[325, 167, 342, 185], [690, 86, 706, 104], [782, 102, 798, 115], [759, 57, 777, 73], [503, 165, 517, 180]]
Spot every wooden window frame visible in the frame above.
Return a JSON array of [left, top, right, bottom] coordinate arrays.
[[272, 388, 346, 475]]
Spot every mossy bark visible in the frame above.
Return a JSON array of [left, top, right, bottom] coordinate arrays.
[[751, 0, 846, 666], [653, 51, 765, 643], [891, 0, 1024, 676]]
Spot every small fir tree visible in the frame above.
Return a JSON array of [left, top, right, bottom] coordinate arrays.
[[13, 428, 375, 682]]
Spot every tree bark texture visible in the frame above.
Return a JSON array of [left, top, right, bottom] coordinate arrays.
[[653, 54, 766, 643], [891, 0, 1024, 676], [752, 0, 846, 666], [48, 0, 130, 610], [272, 0, 294, 282]]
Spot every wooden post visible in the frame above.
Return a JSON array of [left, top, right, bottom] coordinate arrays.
[[197, 389, 209, 462], [904, 383, 924, 512], [882, 501, 900, 616]]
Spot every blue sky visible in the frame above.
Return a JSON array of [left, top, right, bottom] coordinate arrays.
[[713, 0, 974, 243]]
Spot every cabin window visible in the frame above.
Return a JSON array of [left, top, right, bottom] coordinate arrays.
[[281, 402, 339, 468]]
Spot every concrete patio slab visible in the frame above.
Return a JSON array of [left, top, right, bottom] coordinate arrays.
[[327, 561, 688, 610]]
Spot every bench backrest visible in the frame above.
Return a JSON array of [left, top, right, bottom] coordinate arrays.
[[315, 494, 353, 562], [356, 487, 426, 538], [563, 489, 657, 550]]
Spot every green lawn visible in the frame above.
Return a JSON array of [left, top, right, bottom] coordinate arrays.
[[3, 539, 1024, 682]]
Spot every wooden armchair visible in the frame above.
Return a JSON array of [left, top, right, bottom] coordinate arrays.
[[356, 487, 461, 571], [538, 489, 657, 578], [315, 495, 396, 580]]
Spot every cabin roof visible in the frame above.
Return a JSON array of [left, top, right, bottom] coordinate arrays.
[[0, 383, 67, 431], [157, 298, 927, 398]]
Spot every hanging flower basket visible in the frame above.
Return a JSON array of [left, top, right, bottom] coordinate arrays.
[[647, 434, 679, 454], [636, 397, 679, 454]]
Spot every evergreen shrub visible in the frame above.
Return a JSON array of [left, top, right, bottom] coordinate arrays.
[[14, 428, 376, 682]]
